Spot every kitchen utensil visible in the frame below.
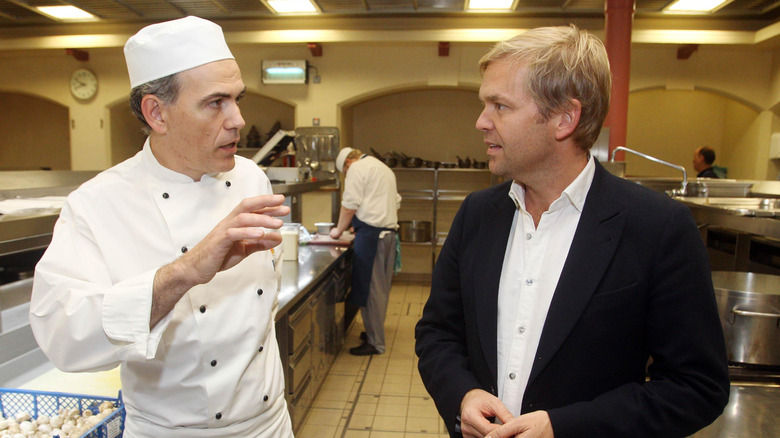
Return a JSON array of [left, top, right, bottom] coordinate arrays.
[[398, 220, 432, 242], [712, 271, 780, 367], [403, 157, 423, 168], [472, 160, 487, 169], [314, 222, 334, 235], [456, 155, 472, 168]]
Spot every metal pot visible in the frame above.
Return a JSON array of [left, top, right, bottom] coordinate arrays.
[[712, 271, 780, 367], [398, 220, 432, 243]]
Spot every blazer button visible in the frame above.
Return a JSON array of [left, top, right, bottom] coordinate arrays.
[[211, 359, 217, 367], [257, 288, 263, 296], [215, 412, 222, 420], [162, 193, 169, 199], [200, 305, 206, 313]]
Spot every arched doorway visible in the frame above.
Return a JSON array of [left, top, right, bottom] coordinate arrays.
[[0, 92, 70, 170], [626, 88, 762, 180], [341, 86, 482, 162]]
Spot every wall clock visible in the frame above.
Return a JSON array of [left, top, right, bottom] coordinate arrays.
[[70, 68, 98, 101]]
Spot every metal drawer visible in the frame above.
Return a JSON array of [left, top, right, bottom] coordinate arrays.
[[288, 299, 312, 354], [289, 340, 311, 393]]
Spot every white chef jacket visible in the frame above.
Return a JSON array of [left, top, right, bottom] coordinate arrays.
[[496, 156, 595, 415], [29, 139, 292, 438], [342, 155, 401, 229]]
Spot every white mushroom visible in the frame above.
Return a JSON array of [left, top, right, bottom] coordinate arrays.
[[47, 416, 62, 430], [13, 414, 29, 423]]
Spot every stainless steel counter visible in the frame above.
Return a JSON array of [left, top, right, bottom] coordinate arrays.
[[690, 384, 780, 437], [277, 243, 351, 316]]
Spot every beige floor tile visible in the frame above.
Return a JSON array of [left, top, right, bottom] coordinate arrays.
[[383, 373, 412, 385], [408, 396, 435, 406], [360, 382, 384, 394], [377, 394, 410, 405], [375, 402, 407, 417], [348, 413, 375, 430], [380, 383, 410, 396], [344, 430, 371, 438], [405, 416, 441, 434], [370, 432, 406, 438], [372, 415, 408, 432], [311, 398, 348, 410], [353, 401, 378, 416], [317, 389, 355, 402], [305, 407, 345, 427], [297, 423, 337, 438], [406, 403, 439, 419]]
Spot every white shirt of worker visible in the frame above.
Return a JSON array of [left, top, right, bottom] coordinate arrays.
[[30, 139, 291, 438], [496, 155, 595, 415], [341, 155, 401, 229]]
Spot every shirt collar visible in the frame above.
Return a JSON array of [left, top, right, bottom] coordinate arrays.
[[507, 154, 595, 213]]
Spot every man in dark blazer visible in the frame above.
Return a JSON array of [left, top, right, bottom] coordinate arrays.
[[415, 25, 729, 438]]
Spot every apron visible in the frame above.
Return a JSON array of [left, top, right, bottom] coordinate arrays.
[[349, 216, 397, 307]]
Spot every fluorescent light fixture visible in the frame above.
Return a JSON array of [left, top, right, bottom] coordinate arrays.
[[36, 5, 96, 20], [262, 60, 308, 84], [666, 0, 730, 12], [267, 0, 317, 13], [466, 0, 514, 11]]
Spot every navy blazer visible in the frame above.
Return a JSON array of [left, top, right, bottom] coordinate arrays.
[[415, 161, 729, 437]]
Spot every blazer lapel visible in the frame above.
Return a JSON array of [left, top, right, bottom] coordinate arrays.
[[528, 164, 626, 385], [473, 183, 516, 384]]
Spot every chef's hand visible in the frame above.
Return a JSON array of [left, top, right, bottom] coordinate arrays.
[[459, 389, 514, 438], [184, 194, 289, 281], [151, 195, 289, 327], [329, 228, 343, 239], [485, 411, 554, 438]]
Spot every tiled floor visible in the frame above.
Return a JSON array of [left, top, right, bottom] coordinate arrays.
[[14, 280, 446, 437], [298, 280, 448, 438]]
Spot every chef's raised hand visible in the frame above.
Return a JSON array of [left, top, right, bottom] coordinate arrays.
[[150, 194, 290, 327], [459, 389, 514, 438]]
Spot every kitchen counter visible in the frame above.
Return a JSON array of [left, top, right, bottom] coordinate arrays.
[[277, 243, 351, 316]]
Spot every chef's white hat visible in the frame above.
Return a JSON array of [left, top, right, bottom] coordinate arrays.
[[336, 148, 354, 173], [124, 16, 234, 89]]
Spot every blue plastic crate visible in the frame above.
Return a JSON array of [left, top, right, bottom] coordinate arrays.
[[0, 388, 124, 438]]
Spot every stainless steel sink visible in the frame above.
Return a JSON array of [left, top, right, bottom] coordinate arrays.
[[675, 197, 780, 217]]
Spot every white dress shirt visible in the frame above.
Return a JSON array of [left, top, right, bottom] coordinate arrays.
[[341, 155, 401, 229], [30, 139, 292, 437], [496, 156, 595, 415]]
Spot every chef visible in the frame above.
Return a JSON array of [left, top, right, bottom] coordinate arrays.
[[29, 16, 294, 437], [331, 148, 401, 355]]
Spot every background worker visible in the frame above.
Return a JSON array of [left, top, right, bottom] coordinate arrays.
[[694, 146, 720, 178], [30, 16, 293, 437], [415, 25, 729, 438], [331, 147, 401, 356]]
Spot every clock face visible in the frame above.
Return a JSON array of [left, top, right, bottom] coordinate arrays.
[[70, 68, 98, 100]]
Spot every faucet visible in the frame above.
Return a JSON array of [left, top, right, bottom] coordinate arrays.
[[610, 146, 688, 196]]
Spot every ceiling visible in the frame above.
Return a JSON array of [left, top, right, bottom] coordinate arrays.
[[1, 0, 778, 28]]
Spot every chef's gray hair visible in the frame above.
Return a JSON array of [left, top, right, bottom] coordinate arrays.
[[129, 73, 180, 135], [479, 25, 611, 152]]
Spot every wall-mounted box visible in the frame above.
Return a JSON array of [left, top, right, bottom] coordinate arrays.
[[262, 60, 307, 84]]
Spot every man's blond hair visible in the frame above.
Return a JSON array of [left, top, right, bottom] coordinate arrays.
[[479, 25, 611, 151]]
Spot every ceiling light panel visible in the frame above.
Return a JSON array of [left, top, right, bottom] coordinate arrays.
[[666, 0, 731, 12], [35, 5, 96, 20]]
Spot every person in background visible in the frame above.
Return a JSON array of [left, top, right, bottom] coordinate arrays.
[[331, 147, 401, 356], [29, 16, 294, 437], [415, 25, 729, 438], [694, 146, 720, 178]]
